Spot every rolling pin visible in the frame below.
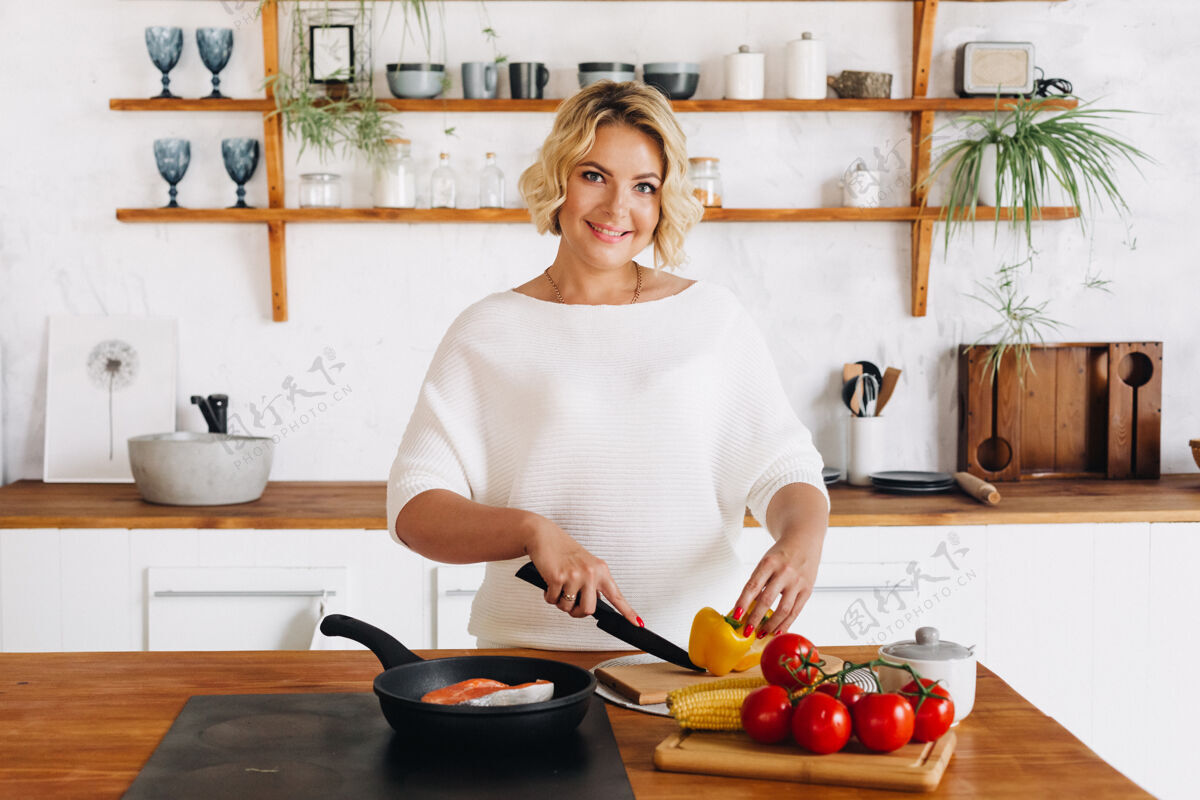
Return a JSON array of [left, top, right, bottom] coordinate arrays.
[[954, 471, 1001, 505]]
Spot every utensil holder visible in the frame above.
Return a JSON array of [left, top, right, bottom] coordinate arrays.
[[848, 416, 886, 486]]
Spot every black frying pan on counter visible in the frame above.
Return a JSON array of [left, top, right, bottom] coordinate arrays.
[[320, 614, 596, 746]]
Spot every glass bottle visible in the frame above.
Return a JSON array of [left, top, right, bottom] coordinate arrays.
[[374, 137, 416, 208], [431, 152, 457, 209], [688, 157, 723, 207], [479, 152, 505, 208]]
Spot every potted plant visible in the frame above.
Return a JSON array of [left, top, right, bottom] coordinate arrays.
[[923, 95, 1151, 250], [921, 96, 1151, 383]]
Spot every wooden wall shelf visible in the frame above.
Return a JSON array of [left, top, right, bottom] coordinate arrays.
[[111, 0, 1078, 321], [116, 206, 1079, 224], [111, 97, 1078, 114]]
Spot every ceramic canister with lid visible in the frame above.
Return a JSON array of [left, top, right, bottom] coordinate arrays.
[[724, 45, 765, 100], [785, 32, 826, 99], [877, 626, 976, 724]]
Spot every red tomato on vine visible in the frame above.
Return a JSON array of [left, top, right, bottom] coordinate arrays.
[[761, 633, 821, 690]]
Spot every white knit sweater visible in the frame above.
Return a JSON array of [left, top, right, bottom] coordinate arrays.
[[387, 281, 828, 650]]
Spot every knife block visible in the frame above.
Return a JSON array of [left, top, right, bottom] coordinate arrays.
[[957, 342, 1162, 481]]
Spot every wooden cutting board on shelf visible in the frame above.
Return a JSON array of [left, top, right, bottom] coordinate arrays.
[[654, 729, 956, 793], [596, 654, 845, 706]]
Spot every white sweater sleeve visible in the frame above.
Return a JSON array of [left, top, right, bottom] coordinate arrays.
[[723, 304, 829, 529], [386, 316, 476, 546]]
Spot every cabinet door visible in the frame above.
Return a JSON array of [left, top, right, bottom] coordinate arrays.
[[1143, 522, 1200, 800], [435, 564, 486, 648], [985, 523, 1116, 746], [148, 566, 347, 650]]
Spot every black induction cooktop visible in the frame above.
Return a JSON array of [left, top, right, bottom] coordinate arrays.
[[122, 692, 634, 800]]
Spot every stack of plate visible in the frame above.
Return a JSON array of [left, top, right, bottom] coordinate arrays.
[[869, 471, 955, 494], [822, 466, 843, 485]]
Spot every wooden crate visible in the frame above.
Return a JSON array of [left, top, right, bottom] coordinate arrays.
[[958, 342, 1162, 481]]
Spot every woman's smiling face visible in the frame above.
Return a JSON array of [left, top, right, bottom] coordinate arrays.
[[557, 123, 664, 271]]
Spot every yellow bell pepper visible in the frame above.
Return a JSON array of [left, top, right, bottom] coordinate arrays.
[[687, 606, 772, 676]]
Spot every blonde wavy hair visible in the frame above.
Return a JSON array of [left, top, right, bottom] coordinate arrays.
[[518, 81, 704, 271]]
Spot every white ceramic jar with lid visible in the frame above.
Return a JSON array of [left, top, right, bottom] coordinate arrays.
[[724, 45, 765, 100], [877, 626, 976, 725], [785, 32, 827, 99]]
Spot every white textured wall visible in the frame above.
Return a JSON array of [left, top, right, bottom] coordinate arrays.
[[1, 0, 1197, 483]]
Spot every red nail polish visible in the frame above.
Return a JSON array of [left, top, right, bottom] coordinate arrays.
[[731, 606, 745, 621], [757, 628, 767, 639], [636, 616, 645, 628], [743, 624, 754, 638]]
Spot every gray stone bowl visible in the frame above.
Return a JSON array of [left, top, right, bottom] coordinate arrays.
[[642, 63, 701, 100], [128, 432, 274, 506], [578, 62, 636, 88], [386, 63, 445, 99]]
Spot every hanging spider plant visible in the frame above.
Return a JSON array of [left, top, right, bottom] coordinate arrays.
[[922, 96, 1152, 251], [968, 258, 1063, 385]]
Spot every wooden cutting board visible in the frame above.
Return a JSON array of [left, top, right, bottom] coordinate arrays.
[[654, 729, 956, 793], [596, 655, 845, 706]]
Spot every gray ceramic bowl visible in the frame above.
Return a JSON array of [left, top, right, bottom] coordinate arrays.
[[387, 63, 445, 99], [128, 432, 274, 506], [578, 62, 636, 88], [642, 73, 700, 100]]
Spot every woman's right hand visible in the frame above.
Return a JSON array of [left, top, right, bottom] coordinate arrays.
[[523, 516, 641, 626]]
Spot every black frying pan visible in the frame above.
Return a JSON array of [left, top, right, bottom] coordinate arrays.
[[320, 614, 596, 745]]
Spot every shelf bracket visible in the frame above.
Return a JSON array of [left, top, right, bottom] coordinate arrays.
[[909, 0, 940, 317], [261, 0, 289, 322]]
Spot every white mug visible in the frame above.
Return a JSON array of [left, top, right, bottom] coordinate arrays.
[[724, 45, 765, 100]]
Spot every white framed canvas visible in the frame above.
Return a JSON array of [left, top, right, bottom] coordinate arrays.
[[44, 316, 177, 482]]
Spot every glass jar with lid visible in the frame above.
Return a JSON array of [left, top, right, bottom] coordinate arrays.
[[299, 172, 342, 208], [688, 157, 723, 207], [374, 138, 416, 209]]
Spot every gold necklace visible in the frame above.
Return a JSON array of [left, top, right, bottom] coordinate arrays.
[[544, 263, 642, 304]]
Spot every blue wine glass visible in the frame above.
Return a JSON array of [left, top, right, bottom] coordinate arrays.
[[221, 138, 260, 208], [145, 27, 183, 99], [196, 28, 233, 99], [153, 139, 190, 208]]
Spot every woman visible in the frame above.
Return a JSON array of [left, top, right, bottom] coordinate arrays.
[[388, 81, 828, 650]]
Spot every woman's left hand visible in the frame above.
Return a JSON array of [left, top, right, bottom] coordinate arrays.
[[733, 482, 829, 638]]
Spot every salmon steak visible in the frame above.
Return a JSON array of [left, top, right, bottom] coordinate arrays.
[[421, 678, 554, 706]]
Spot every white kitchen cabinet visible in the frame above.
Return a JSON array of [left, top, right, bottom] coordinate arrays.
[[1143, 523, 1200, 800], [0, 529, 427, 653], [147, 566, 348, 650]]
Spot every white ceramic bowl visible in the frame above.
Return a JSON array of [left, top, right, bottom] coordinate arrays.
[[128, 432, 274, 506]]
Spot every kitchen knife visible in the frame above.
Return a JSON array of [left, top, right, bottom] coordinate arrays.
[[515, 562, 704, 671]]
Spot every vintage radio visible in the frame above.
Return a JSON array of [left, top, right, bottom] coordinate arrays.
[[955, 42, 1035, 97]]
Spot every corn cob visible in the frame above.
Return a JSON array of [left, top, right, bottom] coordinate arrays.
[[666, 676, 767, 731]]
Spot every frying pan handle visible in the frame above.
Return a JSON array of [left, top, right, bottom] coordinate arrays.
[[319, 614, 423, 670]]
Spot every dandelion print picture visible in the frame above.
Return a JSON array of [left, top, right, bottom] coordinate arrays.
[[86, 339, 139, 461], [44, 316, 177, 482]]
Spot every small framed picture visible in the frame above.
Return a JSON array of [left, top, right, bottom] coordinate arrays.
[[309, 24, 354, 84], [44, 316, 177, 482]]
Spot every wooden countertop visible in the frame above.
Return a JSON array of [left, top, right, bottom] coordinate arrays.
[[0, 646, 1147, 799], [2, 476, 1198, 530]]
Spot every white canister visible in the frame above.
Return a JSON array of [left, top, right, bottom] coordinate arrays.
[[877, 626, 977, 725], [841, 158, 882, 208], [785, 32, 826, 99], [724, 45, 765, 100], [847, 415, 885, 486]]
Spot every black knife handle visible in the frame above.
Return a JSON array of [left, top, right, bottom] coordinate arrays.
[[514, 562, 620, 618]]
